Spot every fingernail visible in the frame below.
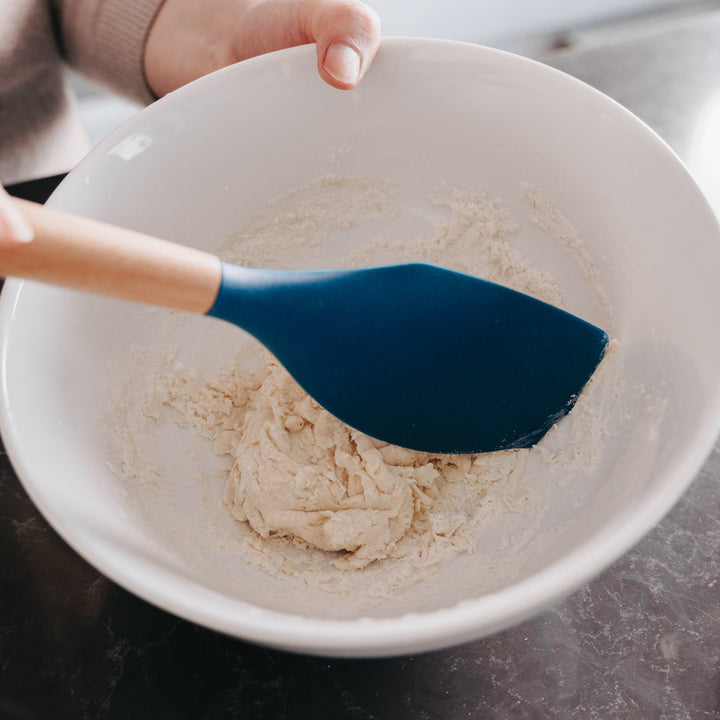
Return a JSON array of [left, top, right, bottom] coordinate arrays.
[[324, 43, 361, 86], [0, 190, 33, 243]]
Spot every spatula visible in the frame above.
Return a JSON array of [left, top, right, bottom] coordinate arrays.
[[2, 199, 608, 454]]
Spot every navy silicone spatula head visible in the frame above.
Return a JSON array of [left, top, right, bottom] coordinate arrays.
[[209, 262, 609, 454]]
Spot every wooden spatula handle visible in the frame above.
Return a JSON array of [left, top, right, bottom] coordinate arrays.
[[0, 199, 222, 314]]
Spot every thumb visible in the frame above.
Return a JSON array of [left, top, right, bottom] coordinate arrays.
[[0, 187, 34, 247], [301, 0, 381, 89]]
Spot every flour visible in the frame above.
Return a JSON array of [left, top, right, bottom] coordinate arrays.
[[125, 175, 620, 603]]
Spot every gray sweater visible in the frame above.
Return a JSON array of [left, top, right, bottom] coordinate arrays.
[[0, 0, 165, 184]]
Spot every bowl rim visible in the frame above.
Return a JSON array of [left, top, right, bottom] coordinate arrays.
[[3, 36, 720, 657]]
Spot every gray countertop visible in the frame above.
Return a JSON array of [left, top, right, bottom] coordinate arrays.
[[2, 13, 720, 720]]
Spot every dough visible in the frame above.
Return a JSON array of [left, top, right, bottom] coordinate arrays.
[[156, 351, 500, 570], [223, 355, 440, 569]]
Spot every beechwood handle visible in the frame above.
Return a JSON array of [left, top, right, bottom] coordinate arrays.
[[0, 199, 222, 314]]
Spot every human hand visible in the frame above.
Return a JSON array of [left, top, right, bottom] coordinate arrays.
[[0, 187, 33, 247], [144, 0, 381, 97]]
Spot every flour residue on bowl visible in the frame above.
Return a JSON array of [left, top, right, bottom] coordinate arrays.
[[145, 349, 533, 575], [110, 175, 620, 608]]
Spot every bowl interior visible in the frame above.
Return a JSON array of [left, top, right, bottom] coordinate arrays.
[[2, 39, 720, 656]]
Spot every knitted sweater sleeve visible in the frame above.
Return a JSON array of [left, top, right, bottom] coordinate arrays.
[[53, 0, 167, 103]]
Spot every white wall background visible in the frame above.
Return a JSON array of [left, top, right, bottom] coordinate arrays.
[[366, 0, 695, 44]]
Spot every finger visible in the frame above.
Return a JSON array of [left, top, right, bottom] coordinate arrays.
[[300, 0, 381, 89], [0, 187, 34, 247]]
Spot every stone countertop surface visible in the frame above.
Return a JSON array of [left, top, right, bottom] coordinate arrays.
[[2, 13, 720, 720]]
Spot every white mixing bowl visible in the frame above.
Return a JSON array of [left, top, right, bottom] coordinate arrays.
[[2, 39, 720, 657]]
